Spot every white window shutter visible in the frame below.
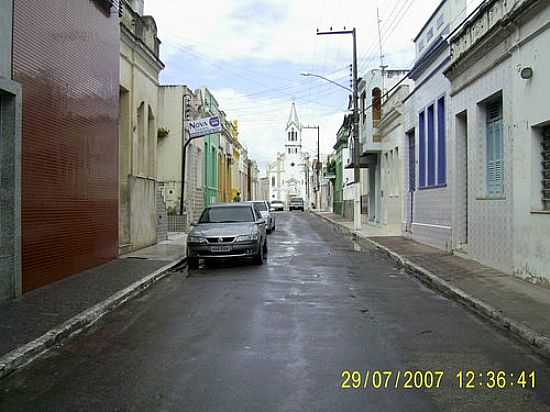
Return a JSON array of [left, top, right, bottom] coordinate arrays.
[[486, 101, 504, 195]]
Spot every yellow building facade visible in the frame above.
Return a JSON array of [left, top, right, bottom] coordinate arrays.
[[230, 120, 243, 201]]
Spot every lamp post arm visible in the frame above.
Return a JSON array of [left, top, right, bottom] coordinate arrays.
[[302, 73, 351, 92]]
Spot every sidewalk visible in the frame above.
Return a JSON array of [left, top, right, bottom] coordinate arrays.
[[0, 232, 187, 379], [313, 211, 550, 358]]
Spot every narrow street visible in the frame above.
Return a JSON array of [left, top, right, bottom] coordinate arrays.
[[1, 213, 549, 411]]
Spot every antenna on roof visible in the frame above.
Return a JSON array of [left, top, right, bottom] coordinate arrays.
[[377, 7, 388, 97]]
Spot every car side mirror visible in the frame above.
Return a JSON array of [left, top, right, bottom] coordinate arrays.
[[256, 219, 266, 225]]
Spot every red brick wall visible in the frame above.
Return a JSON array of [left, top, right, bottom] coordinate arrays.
[[13, 1, 120, 292]]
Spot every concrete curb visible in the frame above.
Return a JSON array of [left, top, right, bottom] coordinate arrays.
[[313, 212, 550, 359], [0, 256, 187, 380]]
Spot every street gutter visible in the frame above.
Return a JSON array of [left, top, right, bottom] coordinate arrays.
[[0, 257, 188, 380], [312, 211, 550, 360]]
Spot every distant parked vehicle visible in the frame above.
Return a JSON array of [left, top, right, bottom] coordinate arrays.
[[270, 200, 285, 212], [289, 197, 305, 211], [248, 200, 276, 233], [186, 203, 267, 269]]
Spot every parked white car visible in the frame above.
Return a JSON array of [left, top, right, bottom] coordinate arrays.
[[248, 201, 276, 233]]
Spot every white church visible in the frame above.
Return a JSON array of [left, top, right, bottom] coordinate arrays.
[[267, 102, 310, 205]]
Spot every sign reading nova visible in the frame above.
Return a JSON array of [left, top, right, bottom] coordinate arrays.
[[187, 116, 222, 138]]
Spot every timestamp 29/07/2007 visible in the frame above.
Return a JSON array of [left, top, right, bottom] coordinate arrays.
[[340, 370, 537, 390]]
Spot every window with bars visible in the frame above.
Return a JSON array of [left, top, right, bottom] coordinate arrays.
[[486, 99, 504, 196], [542, 127, 550, 210]]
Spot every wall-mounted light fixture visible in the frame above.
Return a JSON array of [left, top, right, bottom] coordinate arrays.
[[520, 66, 534, 80]]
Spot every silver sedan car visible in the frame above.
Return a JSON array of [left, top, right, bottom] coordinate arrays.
[[186, 203, 268, 269]]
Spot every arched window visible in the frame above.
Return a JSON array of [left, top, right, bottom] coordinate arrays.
[[372, 87, 382, 126], [272, 176, 275, 186]]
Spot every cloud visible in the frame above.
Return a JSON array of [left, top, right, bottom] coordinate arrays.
[[145, 0, 447, 67], [144, 0, 485, 176]]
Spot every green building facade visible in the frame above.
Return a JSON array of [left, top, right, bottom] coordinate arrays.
[[200, 88, 220, 207]]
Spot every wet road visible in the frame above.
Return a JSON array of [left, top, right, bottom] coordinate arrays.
[[1, 212, 550, 411]]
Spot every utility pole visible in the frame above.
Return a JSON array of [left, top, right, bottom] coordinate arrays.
[[317, 27, 361, 231], [303, 125, 320, 209], [180, 94, 191, 216]]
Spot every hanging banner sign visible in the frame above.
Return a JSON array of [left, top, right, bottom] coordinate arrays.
[[187, 116, 222, 138]]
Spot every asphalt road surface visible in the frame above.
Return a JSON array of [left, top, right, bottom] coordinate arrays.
[[1, 212, 550, 411]]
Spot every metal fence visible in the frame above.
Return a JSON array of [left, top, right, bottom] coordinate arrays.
[[167, 215, 187, 233]]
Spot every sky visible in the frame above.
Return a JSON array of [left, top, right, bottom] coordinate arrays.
[[144, 0, 479, 173]]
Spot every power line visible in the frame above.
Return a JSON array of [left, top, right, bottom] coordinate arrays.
[[219, 73, 351, 104]]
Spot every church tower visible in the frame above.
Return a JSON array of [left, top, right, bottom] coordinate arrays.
[[285, 102, 302, 156], [268, 101, 308, 203]]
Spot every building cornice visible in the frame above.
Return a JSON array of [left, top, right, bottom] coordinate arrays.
[[414, 0, 447, 41], [378, 107, 402, 132], [408, 36, 448, 80], [445, 0, 540, 80], [121, 25, 165, 71]]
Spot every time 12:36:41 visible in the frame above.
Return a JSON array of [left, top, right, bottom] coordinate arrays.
[[456, 370, 536, 389]]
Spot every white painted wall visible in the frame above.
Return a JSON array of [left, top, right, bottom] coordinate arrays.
[[403, 48, 453, 250], [447, 0, 550, 283], [379, 85, 409, 231]]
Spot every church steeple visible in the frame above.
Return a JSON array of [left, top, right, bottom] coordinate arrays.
[[285, 101, 302, 154], [286, 101, 301, 131]]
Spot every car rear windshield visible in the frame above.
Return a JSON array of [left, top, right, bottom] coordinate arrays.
[[252, 202, 267, 211], [199, 206, 255, 223]]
